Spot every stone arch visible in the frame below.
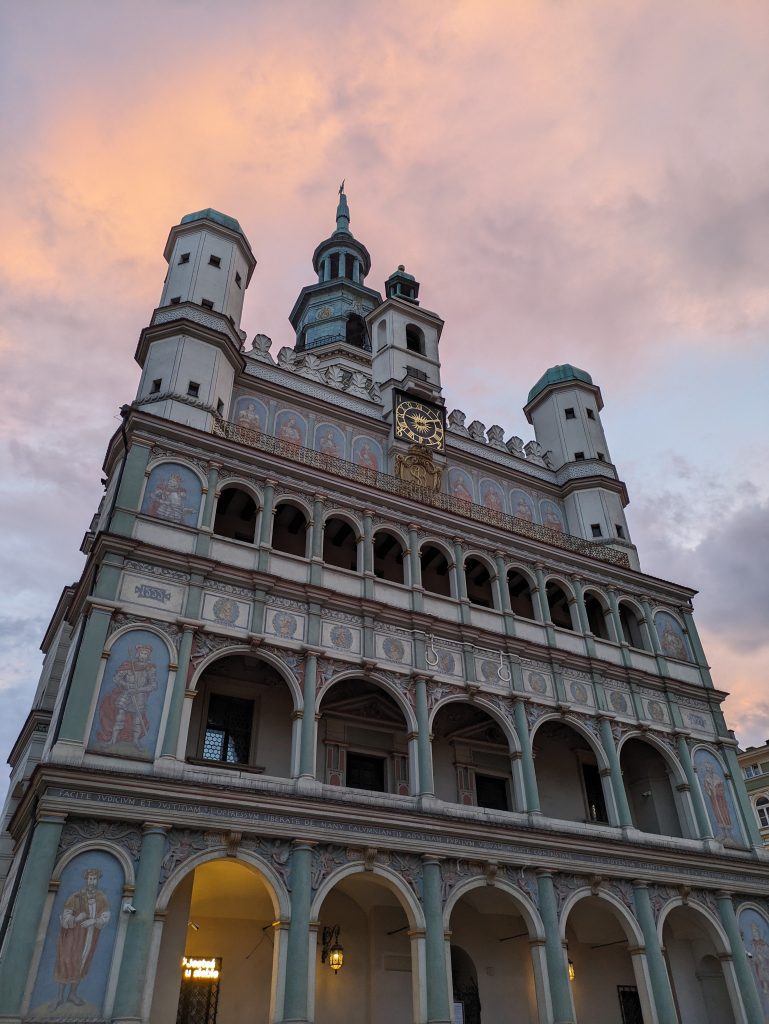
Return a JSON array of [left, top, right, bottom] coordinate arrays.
[[144, 456, 207, 489], [617, 730, 687, 786], [213, 477, 262, 506], [273, 493, 313, 519], [656, 897, 731, 953], [419, 538, 456, 598], [188, 645, 303, 712], [617, 731, 694, 839], [530, 713, 610, 772], [559, 887, 645, 945], [51, 840, 136, 889], [372, 527, 408, 586], [272, 496, 311, 558], [543, 575, 578, 631], [582, 587, 614, 641], [443, 875, 545, 940], [104, 622, 177, 665], [322, 508, 363, 540], [310, 860, 425, 930], [315, 668, 417, 733], [213, 482, 260, 543], [617, 597, 648, 649], [504, 564, 539, 620], [429, 694, 520, 753], [322, 510, 362, 572], [463, 551, 498, 609], [530, 714, 613, 825]]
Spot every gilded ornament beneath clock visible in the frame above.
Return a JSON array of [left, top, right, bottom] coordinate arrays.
[[394, 445, 443, 492]]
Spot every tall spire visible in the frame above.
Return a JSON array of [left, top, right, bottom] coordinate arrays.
[[336, 180, 350, 234]]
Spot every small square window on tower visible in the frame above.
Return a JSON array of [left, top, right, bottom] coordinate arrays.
[[178, 252, 190, 264], [150, 378, 162, 394], [216, 398, 224, 416], [187, 381, 200, 398], [235, 271, 242, 288], [597, 452, 606, 461], [564, 407, 576, 420], [616, 524, 626, 539], [586, 408, 595, 420], [591, 523, 603, 537], [209, 255, 221, 267], [201, 298, 214, 309], [574, 451, 585, 461], [170, 296, 181, 305]]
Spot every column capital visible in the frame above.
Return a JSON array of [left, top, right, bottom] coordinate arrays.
[[142, 822, 172, 836], [291, 839, 318, 852], [421, 854, 445, 866]]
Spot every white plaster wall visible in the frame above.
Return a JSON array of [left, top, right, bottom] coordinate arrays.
[[150, 871, 194, 1024], [569, 941, 637, 1023], [433, 739, 459, 804], [162, 228, 248, 326], [370, 306, 442, 392], [255, 686, 294, 778], [534, 742, 587, 822], [529, 386, 611, 469]]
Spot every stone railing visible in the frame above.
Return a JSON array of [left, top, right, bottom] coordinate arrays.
[[211, 419, 630, 568]]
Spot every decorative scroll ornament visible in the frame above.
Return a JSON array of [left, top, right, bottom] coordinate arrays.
[[58, 819, 143, 863], [394, 445, 443, 493]]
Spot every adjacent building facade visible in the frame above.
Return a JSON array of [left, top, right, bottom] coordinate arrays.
[[1, 192, 769, 1024], [738, 742, 769, 850]]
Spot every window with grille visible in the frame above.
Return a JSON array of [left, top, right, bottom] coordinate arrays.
[[757, 798, 769, 827], [202, 694, 254, 764]]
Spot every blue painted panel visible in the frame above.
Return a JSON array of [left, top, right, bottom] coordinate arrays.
[[140, 463, 202, 528], [352, 435, 383, 472], [509, 489, 536, 523], [693, 748, 744, 847], [232, 395, 267, 432], [739, 907, 769, 1017], [654, 611, 692, 662], [274, 409, 307, 447], [314, 422, 346, 459]]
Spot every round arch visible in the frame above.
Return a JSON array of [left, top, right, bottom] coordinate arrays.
[[315, 668, 417, 732], [322, 509, 363, 540], [273, 494, 313, 519], [617, 730, 688, 787], [143, 457, 207, 489], [656, 897, 731, 953], [188, 645, 303, 712], [418, 537, 455, 567], [530, 713, 610, 772], [52, 841, 136, 888], [559, 887, 645, 946], [504, 563, 537, 590], [443, 875, 545, 939], [310, 861, 425, 930], [214, 478, 262, 505], [429, 694, 520, 754], [372, 523, 409, 550], [543, 574, 576, 601], [104, 622, 177, 665]]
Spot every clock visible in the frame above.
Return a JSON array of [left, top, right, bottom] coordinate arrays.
[[394, 393, 445, 449]]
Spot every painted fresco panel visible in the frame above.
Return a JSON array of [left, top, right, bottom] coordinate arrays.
[[274, 409, 307, 446], [510, 489, 536, 523], [525, 669, 553, 697], [87, 629, 170, 761], [447, 468, 474, 504], [140, 463, 202, 528], [322, 620, 362, 655], [539, 499, 564, 533], [352, 435, 383, 472], [654, 611, 692, 662], [119, 573, 185, 614], [479, 479, 505, 513], [314, 422, 346, 459], [693, 748, 744, 847], [265, 607, 306, 643], [375, 633, 413, 666], [232, 395, 268, 432], [201, 593, 251, 630], [28, 850, 123, 1019], [739, 908, 769, 1018]]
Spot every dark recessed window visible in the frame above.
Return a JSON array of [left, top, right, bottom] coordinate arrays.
[[476, 774, 509, 812], [170, 296, 181, 305], [187, 381, 200, 398], [597, 451, 606, 461], [209, 255, 221, 267], [616, 524, 626, 539], [202, 693, 253, 764], [346, 752, 386, 793], [178, 252, 190, 264], [150, 378, 161, 394], [235, 271, 242, 288], [216, 398, 224, 416], [591, 523, 602, 538], [574, 451, 585, 461], [586, 408, 595, 420], [565, 407, 576, 420], [201, 298, 214, 309]]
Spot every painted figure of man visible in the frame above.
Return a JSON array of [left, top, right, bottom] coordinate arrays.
[[355, 441, 379, 472], [54, 868, 110, 1007], [147, 471, 191, 524], [659, 620, 687, 661], [702, 761, 732, 833], [750, 920, 769, 1012], [236, 400, 261, 432], [97, 643, 157, 748], [278, 414, 302, 445]]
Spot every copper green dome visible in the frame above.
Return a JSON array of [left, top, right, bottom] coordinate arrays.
[[181, 208, 245, 237], [527, 364, 594, 404]]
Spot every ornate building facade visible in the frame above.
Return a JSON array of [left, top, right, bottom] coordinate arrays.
[[1, 193, 769, 1024]]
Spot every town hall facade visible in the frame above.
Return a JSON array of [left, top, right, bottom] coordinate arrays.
[[1, 192, 768, 1024]]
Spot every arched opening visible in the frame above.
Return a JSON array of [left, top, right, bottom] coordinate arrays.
[[620, 738, 685, 837], [213, 487, 258, 543], [532, 720, 609, 824], [150, 859, 278, 1024], [420, 544, 452, 597], [432, 703, 515, 811], [507, 570, 536, 619], [405, 324, 424, 354], [314, 873, 417, 1024], [323, 517, 359, 572], [271, 502, 308, 557], [465, 558, 495, 608], [663, 905, 737, 1024], [546, 581, 574, 630], [756, 796, 769, 827], [345, 313, 368, 349], [565, 896, 648, 1024], [448, 891, 539, 1024], [584, 591, 611, 640], [373, 530, 405, 585], [317, 679, 412, 795], [619, 601, 645, 648], [186, 655, 294, 778]]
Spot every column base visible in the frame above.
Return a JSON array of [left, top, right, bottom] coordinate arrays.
[[294, 776, 323, 796]]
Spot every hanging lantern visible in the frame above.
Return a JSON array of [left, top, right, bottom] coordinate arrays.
[[568, 959, 575, 981], [328, 941, 345, 974], [321, 925, 344, 974]]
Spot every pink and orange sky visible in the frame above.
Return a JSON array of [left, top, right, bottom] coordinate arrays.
[[1, 1, 768, 776]]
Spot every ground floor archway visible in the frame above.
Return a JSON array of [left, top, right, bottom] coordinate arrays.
[[662, 904, 738, 1024]]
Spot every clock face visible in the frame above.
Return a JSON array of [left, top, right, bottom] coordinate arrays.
[[394, 397, 445, 449]]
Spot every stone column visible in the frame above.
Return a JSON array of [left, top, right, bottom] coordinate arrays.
[[112, 823, 170, 1023], [298, 652, 319, 778], [257, 478, 276, 571], [110, 442, 152, 536], [533, 564, 549, 623], [716, 891, 764, 1024], [631, 883, 678, 1024], [675, 733, 714, 840], [0, 810, 66, 1014], [598, 716, 633, 829], [309, 494, 325, 586], [414, 676, 434, 797], [194, 461, 220, 557], [422, 857, 451, 1023], [605, 588, 624, 645], [160, 623, 196, 758], [408, 524, 421, 588], [570, 577, 591, 634], [57, 601, 115, 744], [362, 510, 374, 600], [453, 540, 467, 602], [513, 699, 540, 813], [281, 842, 314, 1023], [536, 871, 575, 1023]]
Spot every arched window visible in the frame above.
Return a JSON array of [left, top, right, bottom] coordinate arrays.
[[345, 313, 368, 349], [584, 591, 610, 640], [619, 601, 645, 648], [405, 324, 424, 354], [272, 503, 308, 557], [373, 531, 405, 584], [533, 720, 608, 823], [620, 738, 685, 837], [213, 487, 257, 543], [757, 797, 769, 828], [546, 581, 574, 630], [464, 558, 494, 608], [421, 544, 452, 597], [323, 517, 359, 572], [507, 570, 536, 619]]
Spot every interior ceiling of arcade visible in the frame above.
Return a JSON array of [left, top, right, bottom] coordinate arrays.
[[188, 860, 274, 921]]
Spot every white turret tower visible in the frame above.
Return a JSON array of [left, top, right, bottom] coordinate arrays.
[[133, 209, 256, 431]]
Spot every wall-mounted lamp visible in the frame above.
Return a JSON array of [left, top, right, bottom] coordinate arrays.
[[568, 959, 575, 981], [321, 925, 344, 974], [188, 921, 200, 931]]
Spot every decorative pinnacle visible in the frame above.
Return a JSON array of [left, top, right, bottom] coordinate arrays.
[[336, 181, 350, 233]]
